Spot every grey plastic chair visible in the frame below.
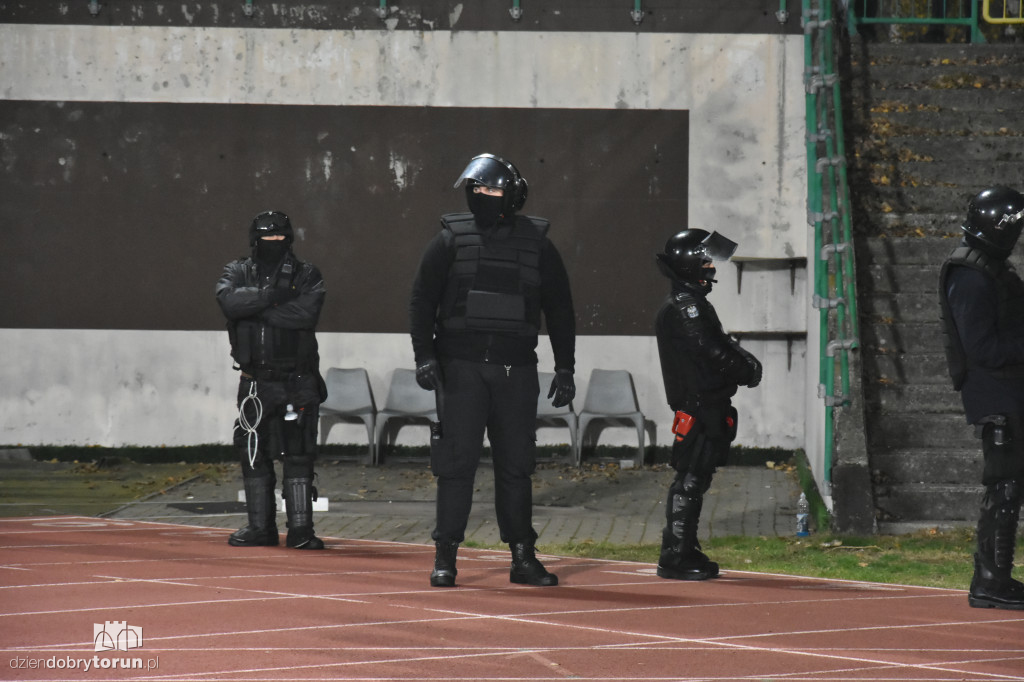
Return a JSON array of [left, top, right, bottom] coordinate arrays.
[[318, 368, 376, 463], [373, 368, 438, 464], [576, 369, 645, 466], [536, 371, 579, 463]]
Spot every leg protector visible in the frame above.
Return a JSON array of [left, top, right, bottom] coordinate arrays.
[[658, 473, 719, 580], [969, 479, 1024, 610], [430, 540, 459, 587], [282, 477, 324, 550], [229, 474, 279, 547], [509, 539, 558, 586]]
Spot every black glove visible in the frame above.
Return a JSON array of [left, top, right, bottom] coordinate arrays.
[[416, 358, 442, 391], [547, 369, 575, 408], [264, 285, 298, 305], [746, 356, 763, 388]]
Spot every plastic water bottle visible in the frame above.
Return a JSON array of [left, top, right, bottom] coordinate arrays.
[[796, 492, 810, 537]]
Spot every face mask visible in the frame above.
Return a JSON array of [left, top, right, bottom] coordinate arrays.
[[255, 239, 288, 266], [467, 191, 504, 227]]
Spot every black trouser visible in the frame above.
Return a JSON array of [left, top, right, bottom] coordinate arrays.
[[430, 359, 540, 545], [663, 402, 736, 547], [234, 374, 320, 481]]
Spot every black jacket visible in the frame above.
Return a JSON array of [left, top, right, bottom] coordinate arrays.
[[655, 283, 759, 413], [215, 251, 325, 374], [942, 253, 1024, 423]]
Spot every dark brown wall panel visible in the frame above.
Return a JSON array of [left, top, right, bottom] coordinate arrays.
[[1, 101, 687, 334], [0, 0, 802, 34]]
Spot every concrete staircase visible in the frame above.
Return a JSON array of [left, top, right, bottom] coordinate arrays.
[[841, 41, 1024, 532]]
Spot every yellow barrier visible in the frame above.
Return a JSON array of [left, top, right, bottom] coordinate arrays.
[[984, 0, 1024, 23]]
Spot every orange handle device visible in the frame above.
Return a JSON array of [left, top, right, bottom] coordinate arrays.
[[672, 411, 695, 440]]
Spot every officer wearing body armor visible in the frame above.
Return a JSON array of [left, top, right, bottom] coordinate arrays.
[[215, 210, 327, 550], [939, 185, 1024, 610], [409, 153, 576, 588], [654, 229, 762, 580]]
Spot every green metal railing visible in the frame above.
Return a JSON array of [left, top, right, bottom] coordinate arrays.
[[851, 0, 984, 42], [848, 0, 1024, 43], [804, 0, 859, 492]]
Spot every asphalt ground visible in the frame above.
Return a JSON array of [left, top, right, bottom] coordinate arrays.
[[101, 455, 804, 546]]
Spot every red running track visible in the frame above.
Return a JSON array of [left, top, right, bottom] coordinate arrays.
[[0, 516, 1022, 681]]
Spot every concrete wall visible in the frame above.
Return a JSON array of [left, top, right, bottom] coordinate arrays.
[[0, 2, 812, 454]]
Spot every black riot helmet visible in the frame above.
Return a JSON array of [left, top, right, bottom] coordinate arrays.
[[961, 186, 1024, 259], [249, 210, 294, 246], [656, 229, 738, 293], [454, 153, 529, 217]]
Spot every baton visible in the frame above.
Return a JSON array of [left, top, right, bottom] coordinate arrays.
[[431, 382, 445, 441]]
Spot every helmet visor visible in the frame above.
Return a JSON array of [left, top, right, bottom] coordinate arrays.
[[701, 231, 739, 261], [453, 155, 514, 190]]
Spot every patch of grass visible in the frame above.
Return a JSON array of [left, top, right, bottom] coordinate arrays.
[[529, 529, 977, 590], [0, 459, 233, 517], [27, 444, 237, 464]]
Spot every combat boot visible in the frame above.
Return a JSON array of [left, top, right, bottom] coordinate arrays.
[[430, 540, 459, 587], [658, 475, 719, 580], [229, 475, 279, 547], [657, 528, 719, 580], [510, 542, 558, 586], [969, 481, 1023, 610], [282, 477, 325, 549], [968, 553, 1024, 610]]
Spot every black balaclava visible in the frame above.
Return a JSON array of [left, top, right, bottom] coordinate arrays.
[[255, 238, 289, 269], [466, 184, 505, 227]]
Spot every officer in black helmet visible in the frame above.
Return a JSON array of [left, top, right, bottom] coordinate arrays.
[[654, 229, 761, 580], [216, 210, 327, 550], [410, 153, 576, 588], [939, 185, 1024, 610]]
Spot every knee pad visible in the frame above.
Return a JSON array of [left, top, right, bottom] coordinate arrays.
[[668, 474, 708, 516], [985, 479, 1022, 509], [676, 472, 711, 497]]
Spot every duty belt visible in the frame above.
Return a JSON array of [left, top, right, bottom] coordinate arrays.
[[240, 366, 298, 382]]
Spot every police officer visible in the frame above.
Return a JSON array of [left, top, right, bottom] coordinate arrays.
[[939, 186, 1024, 610], [216, 210, 327, 550], [654, 229, 761, 580], [410, 153, 576, 587]]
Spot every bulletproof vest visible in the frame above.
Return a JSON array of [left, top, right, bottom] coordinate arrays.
[[438, 213, 549, 335], [227, 255, 311, 372], [939, 245, 1024, 390]]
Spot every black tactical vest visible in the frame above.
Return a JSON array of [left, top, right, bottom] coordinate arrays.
[[438, 213, 549, 336], [939, 245, 1024, 390]]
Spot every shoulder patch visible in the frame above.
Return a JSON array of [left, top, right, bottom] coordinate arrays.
[[685, 304, 700, 319]]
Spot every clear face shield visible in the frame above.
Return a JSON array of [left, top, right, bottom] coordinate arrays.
[[699, 231, 739, 262], [453, 155, 514, 191]]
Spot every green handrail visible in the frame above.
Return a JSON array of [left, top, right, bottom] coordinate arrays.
[[804, 0, 859, 491], [850, 0, 985, 43]]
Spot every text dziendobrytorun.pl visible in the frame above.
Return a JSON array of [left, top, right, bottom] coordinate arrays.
[[10, 655, 159, 672]]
